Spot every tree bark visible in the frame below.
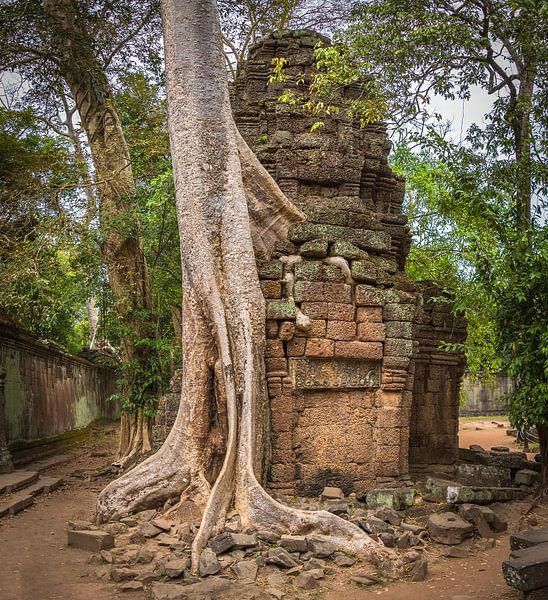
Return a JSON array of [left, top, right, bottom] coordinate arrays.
[[537, 424, 548, 492], [42, 0, 158, 463], [97, 0, 383, 573]]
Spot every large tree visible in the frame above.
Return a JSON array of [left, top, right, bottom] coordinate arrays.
[[97, 0, 384, 571], [0, 0, 163, 462]]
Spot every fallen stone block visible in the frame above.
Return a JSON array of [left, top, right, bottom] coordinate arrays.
[[363, 487, 414, 510], [503, 542, 548, 592], [294, 572, 318, 589], [458, 448, 541, 473], [307, 536, 336, 558], [231, 559, 258, 582], [515, 469, 540, 487], [198, 548, 221, 577], [280, 534, 308, 553], [320, 486, 344, 500], [511, 528, 548, 551], [267, 547, 299, 568], [427, 512, 474, 545], [455, 464, 512, 487], [458, 504, 507, 534], [67, 529, 114, 552], [423, 477, 525, 505]]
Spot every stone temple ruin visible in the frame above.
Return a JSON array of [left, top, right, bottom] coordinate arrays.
[[155, 29, 467, 501]]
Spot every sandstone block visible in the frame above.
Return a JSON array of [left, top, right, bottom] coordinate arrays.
[[199, 549, 221, 577], [511, 528, 548, 551], [299, 239, 329, 258], [320, 486, 344, 500], [503, 542, 548, 592], [327, 302, 354, 321], [384, 338, 414, 357], [323, 283, 352, 303], [267, 547, 299, 568], [307, 537, 336, 558], [287, 337, 306, 356], [278, 321, 295, 341], [307, 319, 327, 337], [326, 320, 356, 340], [231, 559, 258, 582], [515, 469, 540, 487], [266, 320, 278, 338], [295, 261, 344, 282], [306, 338, 334, 357], [334, 341, 382, 360], [355, 285, 385, 306], [351, 261, 377, 283], [385, 321, 413, 339], [259, 260, 283, 280], [330, 241, 367, 260], [261, 280, 282, 299], [357, 307, 383, 322], [265, 358, 288, 375], [67, 530, 114, 552], [294, 281, 324, 302], [384, 303, 416, 322], [427, 513, 474, 545], [301, 301, 328, 319], [266, 339, 285, 358], [267, 300, 296, 320], [280, 535, 308, 553], [357, 322, 385, 342]]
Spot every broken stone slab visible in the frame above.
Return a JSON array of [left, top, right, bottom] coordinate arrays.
[[401, 522, 426, 534], [151, 577, 274, 600], [458, 504, 507, 534], [427, 513, 474, 545], [503, 542, 548, 592], [198, 548, 221, 577], [151, 518, 172, 531], [423, 477, 525, 505], [209, 532, 257, 554], [515, 469, 540, 487], [267, 547, 299, 568], [458, 448, 541, 473], [294, 572, 318, 589], [164, 557, 189, 578], [361, 516, 389, 535], [231, 559, 258, 582], [409, 558, 428, 581], [362, 487, 414, 510], [320, 486, 344, 500], [374, 506, 402, 526], [326, 500, 348, 515], [67, 529, 114, 552], [280, 535, 308, 553], [455, 464, 512, 487], [119, 581, 144, 593], [110, 567, 140, 582], [333, 552, 355, 567], [307, 536, 336, 558], [511, 528, 548, 551], [350, 572, 382, 586]]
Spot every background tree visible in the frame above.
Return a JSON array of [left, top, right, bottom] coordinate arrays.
[[0, 0, 164, 463]]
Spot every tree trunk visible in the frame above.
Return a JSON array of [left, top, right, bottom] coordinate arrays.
[[512, 70, 535, 231], [42, 0, 158, 464], [97, 0, 384, 573], [537, 424, 548, 492]]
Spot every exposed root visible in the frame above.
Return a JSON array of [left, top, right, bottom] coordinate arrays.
[[96, 443, 190, 522]]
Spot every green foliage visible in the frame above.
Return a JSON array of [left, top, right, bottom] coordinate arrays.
[[0, 108, 101, 350]]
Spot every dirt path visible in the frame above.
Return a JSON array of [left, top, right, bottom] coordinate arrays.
[[0, 431, 140, 600], [0, 421, 544, 600]]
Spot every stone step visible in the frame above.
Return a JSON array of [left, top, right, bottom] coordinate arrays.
[[24, 476, 64, 497], [422, 477, 525, 505], [0, 491, 34, 518], [24, 454, 72, 473], [0, 471, 39, 495]]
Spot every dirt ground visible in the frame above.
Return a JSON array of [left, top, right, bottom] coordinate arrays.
[[0, 419, 543, 600]]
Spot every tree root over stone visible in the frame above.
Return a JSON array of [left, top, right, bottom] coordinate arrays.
[[97, 0, 392, 577]]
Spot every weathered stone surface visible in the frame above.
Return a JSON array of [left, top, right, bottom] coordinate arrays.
[[198, 548, 221, 577], [455, 464, 512, 488], [423, 477, 525, 505], [458, 504, 507, 533], [515, 469, 540, 486], [110, 567, 139, 582], [409, 558, 428, 581], [427, 513, 474, 545], [307, 537, 336, 558], [294, 572, 318, 589], [333, 553, 355, 567], [320, 486, 344, 500], [289, 357, 380, 389], [67, 530, 114, 552], [374, 506, 402, 526], [231, 559, 258, 582], [458, 448, 541, 472], [503, 542, 548, 591], [280, 535, 308, 553], [164, 558, 189, 578], [266, 547, 299, 568], [364, 488, 414, 510], [511, 528, 548, 551], [120, 581, 143, 592]]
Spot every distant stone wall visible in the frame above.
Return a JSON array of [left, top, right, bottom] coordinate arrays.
[[460, 375, 513, 416], [410, 285, 466, 471], [0, 323, 118, 453]]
